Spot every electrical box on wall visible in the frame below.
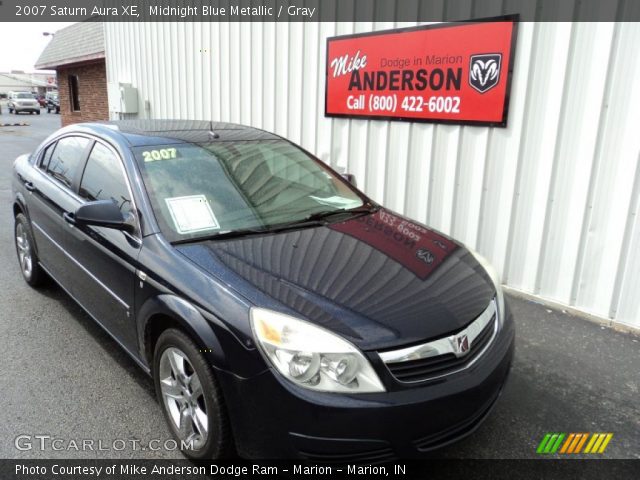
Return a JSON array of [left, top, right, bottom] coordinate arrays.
[[107, 82, 138, 113]]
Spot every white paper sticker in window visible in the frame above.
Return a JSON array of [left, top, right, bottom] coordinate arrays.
[[165, 195, 220, 234], [309, 195, 362, 209]]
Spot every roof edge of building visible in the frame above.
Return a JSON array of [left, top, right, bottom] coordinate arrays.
[[35, 52, 106, 71]]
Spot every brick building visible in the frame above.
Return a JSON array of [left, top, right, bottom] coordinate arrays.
[[35, 22, 107, 127]]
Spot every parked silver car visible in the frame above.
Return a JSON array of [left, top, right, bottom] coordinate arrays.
[[7, 91, 40, 115]]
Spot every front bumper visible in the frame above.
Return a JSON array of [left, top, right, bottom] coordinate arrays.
[[15, 107, 39, 113], [218, 303, 515, 460]]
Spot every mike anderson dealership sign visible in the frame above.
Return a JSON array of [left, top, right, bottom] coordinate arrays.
[[325, 17, 518, 127]]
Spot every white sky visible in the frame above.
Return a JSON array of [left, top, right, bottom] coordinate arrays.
[[0, 22, 75, 72]]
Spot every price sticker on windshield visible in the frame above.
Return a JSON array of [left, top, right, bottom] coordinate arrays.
[[165, 195, 220, 234], [142, 148, 180, 162]]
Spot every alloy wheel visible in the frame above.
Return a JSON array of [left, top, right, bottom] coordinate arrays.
[[16, 223, 33, 278], [159, 347, 208, 450]]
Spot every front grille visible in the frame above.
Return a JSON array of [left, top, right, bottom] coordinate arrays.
[[380, 299, 498, 383]]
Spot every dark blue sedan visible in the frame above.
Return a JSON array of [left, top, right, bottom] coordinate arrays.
[[12, 120, 514, 459]]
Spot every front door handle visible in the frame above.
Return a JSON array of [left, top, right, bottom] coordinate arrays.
[[24, 181, 36, 192], [62, 212, 76, 226]]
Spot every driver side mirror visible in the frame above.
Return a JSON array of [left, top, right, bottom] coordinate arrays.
[[72, 200, 136, 234], [341, 173, 357, 187]]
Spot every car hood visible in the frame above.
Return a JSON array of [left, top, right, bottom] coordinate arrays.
[[176, 209, 495, 351]]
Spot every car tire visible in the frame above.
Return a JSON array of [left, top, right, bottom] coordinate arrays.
[[14, 213, 45, 287], [153, 328, 233, 459]]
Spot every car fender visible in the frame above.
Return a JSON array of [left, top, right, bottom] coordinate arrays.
[[137, 294, 228, 372], [13, 155, 35, 220], [12, 174, 38, 254], [13, 190, 29, 220]]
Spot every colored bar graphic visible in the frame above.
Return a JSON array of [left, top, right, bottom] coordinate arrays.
[[567, 433, 582, 453], [584, 433, 598, 453], [574, 433, 589, 453], [544, 434, 559, 453], [538, 433, 613, 454], [537, 433, 566, 454], [560, 433, 575, 453], [598, 433, 613, 453], [592, 433, 606, 452], [537, 433, 552, 454], [550, 433, 565, 453]]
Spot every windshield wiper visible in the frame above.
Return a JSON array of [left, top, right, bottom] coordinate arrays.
[[300, 204, 378, 223], [172, 226, 272, 244], [172, 204, 379, 245], [175, 217, 330, 244], [260, 203, 379, 232]]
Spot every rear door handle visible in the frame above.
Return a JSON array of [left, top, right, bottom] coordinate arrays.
[[24, 181, 36, 192], [62, 212, 76, 226]]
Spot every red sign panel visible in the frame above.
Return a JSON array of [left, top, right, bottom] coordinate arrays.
[[325, 17, 518, 127]]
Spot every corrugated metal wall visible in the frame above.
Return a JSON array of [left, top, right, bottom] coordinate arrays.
[[104, 20, 640, 329]]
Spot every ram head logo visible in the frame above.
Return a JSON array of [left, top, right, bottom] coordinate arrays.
[[416, 248, 435, 265], [469, 54, 502, 93]]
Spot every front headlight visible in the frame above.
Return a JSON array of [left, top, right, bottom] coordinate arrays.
[[467, 248, 505, 328], [250, 308, 385, 393]]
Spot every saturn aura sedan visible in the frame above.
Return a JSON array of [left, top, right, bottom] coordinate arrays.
[[12, 120, 514, 460]]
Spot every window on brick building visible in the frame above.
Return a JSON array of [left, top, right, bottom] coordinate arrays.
[[69, 75, 80, 111]]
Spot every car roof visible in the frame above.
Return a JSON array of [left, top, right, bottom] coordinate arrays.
[[63, 119, 282, 147]]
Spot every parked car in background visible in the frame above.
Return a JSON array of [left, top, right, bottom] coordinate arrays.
[[46, 93, 60, 114], [11, 120, 514, 459], [7, 91, 40, 115], [35, 95, 47, 108]]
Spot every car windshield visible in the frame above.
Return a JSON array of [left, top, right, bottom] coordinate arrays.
[[16, 93, 32, 99], [133, 140, 367, 243]]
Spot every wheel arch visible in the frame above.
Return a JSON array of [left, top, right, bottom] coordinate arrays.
[[13, 193, 28, 218], [13, 197, 39, 257], [138, 294, 228, 374]]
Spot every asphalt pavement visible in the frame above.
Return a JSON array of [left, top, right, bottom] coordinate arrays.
[[0, 106, 638, 462]]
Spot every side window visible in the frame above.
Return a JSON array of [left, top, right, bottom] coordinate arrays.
[[79, 143, 133, 215], [47, 136, 90, 188], [39, 142, 56, 171]]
